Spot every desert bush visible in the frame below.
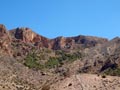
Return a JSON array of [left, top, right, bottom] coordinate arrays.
[[55, 50, 64, 55], [38, 53, 46, 60], [103, 67, 120, 76], [24, 52, 44, 69], [60, 52, 82, 62], [45, 57, 59, 69], [45, 49, 52, 53]]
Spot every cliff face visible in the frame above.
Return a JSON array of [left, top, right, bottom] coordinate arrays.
[[9, 27, 50, 48], [50, 35, 108, 50], [8, 25, 108, 51], [0, 25, 12, 56]]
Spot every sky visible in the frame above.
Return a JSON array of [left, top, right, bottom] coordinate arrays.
[[0, 0, 120, 39]]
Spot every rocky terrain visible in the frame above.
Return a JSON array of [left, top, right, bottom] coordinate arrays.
[[51, 74, 120, 90], [0, 24, 120, 90]]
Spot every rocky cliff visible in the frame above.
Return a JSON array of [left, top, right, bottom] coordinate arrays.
[[0, 25, 12, 56]]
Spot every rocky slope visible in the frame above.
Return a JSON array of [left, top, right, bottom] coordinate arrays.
[[0, 24, 120, 90], [51, 74, 120, 90]]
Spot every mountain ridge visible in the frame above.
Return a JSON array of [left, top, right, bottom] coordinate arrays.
[[1, 24, 109, 50], [0, 24, 120, 90]]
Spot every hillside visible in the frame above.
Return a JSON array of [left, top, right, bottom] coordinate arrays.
[[0, 24, 120, 90]]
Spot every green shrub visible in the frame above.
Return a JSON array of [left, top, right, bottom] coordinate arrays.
[[24, 50, 82, 70], [45, 57, 59, 69], [45, 49, 52, 53], [54, 51, 82, 66], [104, 67, 120, 76], [61, 52, 82, 62], [38, 54, 46, 60], [55, 50, 82, 62], [55, 50, 64, 55], [24, 52, 44, 69]]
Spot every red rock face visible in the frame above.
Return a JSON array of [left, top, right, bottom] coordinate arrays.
[[0, 24, 107, 55], [50, 37, 66, 49], [0, 24, 12, 56], [9, 26, 108, 51], [33, 34, 50, 48], [0, 25, 7, 36], [9, 27, 50, 48], [50, 35, 108, 50], [14, 27, 36, 43]]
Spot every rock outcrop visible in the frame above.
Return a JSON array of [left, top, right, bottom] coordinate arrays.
[[9, 27, 50, 48], [0, 24, 12, 56], [9, 27, 108, 50], [50, 35, 108, 50]]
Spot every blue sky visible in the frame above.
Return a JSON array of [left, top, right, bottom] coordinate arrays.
[[0, 0, 120, 39]]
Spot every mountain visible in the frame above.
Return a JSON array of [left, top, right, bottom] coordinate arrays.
[[0, 24, 120, 90]]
